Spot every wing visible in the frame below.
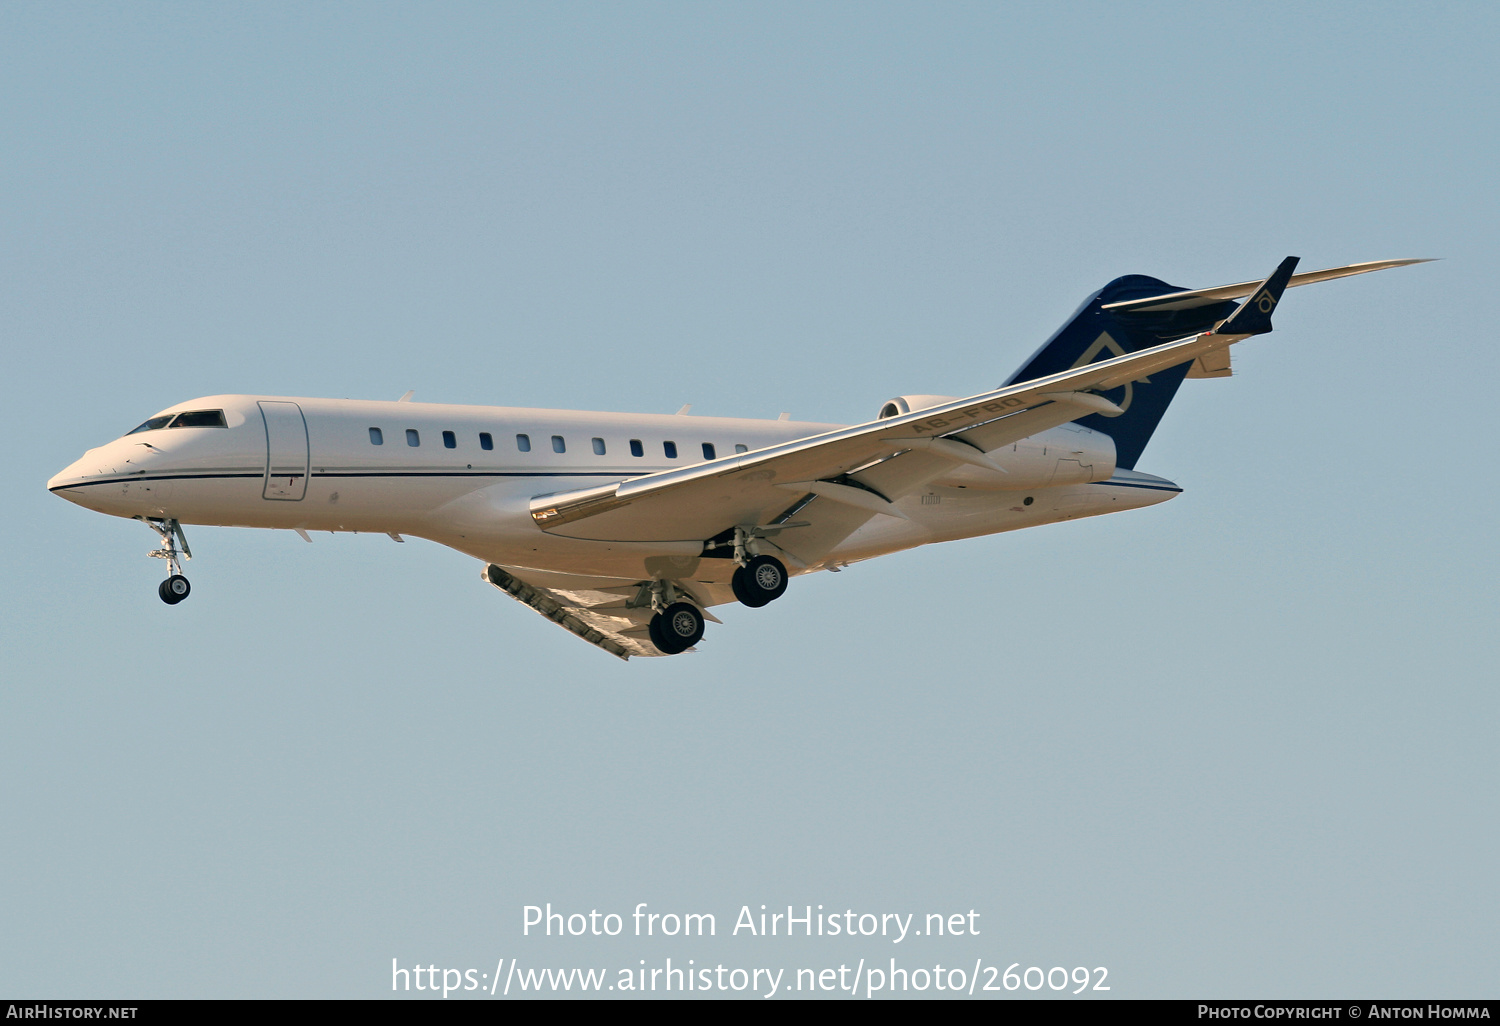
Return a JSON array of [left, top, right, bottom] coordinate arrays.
[[528, 326, 1253, 553], [528, 256, 1425, 569]]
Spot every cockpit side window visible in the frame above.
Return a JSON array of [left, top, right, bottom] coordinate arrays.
[[126, 415, 175, 435], [127, 409, 228, 435], [168, 410, 227, 429]]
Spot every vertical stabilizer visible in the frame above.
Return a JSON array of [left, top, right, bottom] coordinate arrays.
[[1003, 275, 1241, 469]]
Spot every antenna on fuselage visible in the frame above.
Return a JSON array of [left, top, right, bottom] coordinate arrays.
[[397, 390, 415, 402]]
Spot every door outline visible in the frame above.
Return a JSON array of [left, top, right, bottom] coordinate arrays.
[[259, 401, 309, 501]]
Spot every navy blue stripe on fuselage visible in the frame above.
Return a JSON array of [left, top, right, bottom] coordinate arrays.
[[47, 470, 645, 493]]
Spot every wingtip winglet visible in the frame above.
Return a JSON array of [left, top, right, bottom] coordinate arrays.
[[1214, 255, 1301, 336]]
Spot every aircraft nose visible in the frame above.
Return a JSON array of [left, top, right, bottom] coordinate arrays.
[[48, 444, 123, 506], [48, 456, 93, 503]]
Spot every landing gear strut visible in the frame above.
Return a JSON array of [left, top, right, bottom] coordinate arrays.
[[139, 517, 192, 605]]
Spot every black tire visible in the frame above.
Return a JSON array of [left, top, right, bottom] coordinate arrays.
[[731, 554, 788, 608], [648, 613, 669, 654], [650, 602, 705, 654], [160, 575, 190, 604]]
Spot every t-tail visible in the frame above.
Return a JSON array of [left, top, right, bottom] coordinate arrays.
[[1003, 257, 1427, 469]]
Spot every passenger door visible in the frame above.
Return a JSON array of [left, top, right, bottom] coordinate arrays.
[[259, 401, 309, 501]]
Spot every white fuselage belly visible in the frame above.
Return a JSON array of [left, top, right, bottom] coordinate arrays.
[[49, 394, 1179, 589]]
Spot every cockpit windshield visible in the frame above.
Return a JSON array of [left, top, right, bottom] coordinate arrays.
[[125, 410, 227, 434], [169, 410, 227, 428], [126, 415, 174, 435]]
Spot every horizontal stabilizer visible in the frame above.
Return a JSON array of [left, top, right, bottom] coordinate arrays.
[[1099, 258, 1432, 314]]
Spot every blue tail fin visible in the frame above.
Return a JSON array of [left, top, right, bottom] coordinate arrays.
[[1003, 273, 1242, 469]]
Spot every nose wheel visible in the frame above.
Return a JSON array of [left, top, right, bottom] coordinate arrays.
[[138, 516, 193, 605], [158, 575, 191, 605]]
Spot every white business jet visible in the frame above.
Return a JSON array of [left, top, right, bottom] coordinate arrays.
[[49, 257, 1423, 659]]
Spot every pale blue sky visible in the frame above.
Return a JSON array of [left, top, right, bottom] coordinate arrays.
[[3, 1, 1495, 998]]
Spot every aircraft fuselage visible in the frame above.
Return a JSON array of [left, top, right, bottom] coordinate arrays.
[[48, 394, 1179, 586]]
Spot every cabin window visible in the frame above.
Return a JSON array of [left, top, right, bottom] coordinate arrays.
[[127, 415, 175, 435], [516, 433, 531, 452], [551, 435, 566, 453], [663, 441, 678, 459], [735, 444, 748, 453], [702, 442, 716, 460], [369, 427, 384, 445], [406, 429, 420, 447], [592, 437, 606, 455], [479, 432, 493, 451], [442, 430, 456, 449], [629, 439, 644, 457], [169, 410, 227, 429]]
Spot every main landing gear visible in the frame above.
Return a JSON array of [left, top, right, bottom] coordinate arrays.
[[731, 553, 787, 608], [649, 602, 706, 655], [719, 526, 789, 608], [637, 580, 707, 655], [639, 526, 796, 655], [138, 516, 193, 605]]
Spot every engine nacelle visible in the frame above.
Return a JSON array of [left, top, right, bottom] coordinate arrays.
[[877, 395, 960, 420]]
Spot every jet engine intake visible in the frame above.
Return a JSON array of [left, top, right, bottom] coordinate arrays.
[[877, 395, 961, 420]]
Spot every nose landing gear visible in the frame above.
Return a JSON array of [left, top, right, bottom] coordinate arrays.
[[138, 517, 193, 605], [158, 575, 191, 605]]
